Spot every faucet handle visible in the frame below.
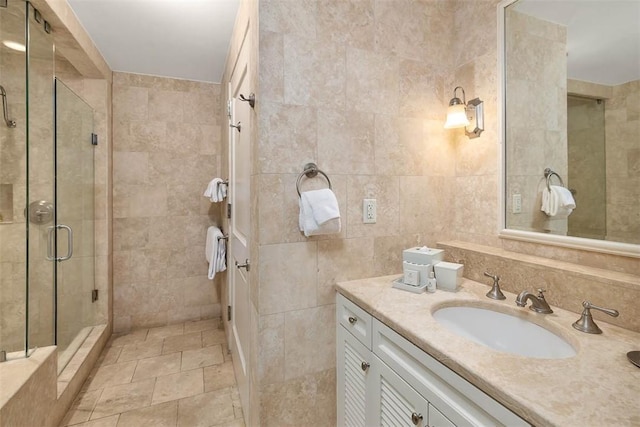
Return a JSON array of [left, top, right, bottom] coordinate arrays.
[[537, 288, 547, 298], [572, 301, 619, 334], [484, 271, 506, 300]]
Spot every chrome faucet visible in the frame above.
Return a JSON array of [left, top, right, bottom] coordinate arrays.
[[516, 288, 553, 314], [572, 301, 619, 334]]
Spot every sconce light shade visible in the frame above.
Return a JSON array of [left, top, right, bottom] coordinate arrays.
[[444, 86, 484, 139], [444, 103, 470, 128]]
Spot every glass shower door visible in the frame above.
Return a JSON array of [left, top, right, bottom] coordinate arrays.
[[54, 78, 95, 372]]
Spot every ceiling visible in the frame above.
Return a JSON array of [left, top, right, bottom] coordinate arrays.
[[513, 0, 640, 86], [67, 0, 240, 83]]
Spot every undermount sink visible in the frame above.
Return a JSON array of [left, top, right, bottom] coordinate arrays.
[[432, 305, 576, 359]]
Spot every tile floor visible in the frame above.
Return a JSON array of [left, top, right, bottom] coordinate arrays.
[[60, 318, 244, 427]]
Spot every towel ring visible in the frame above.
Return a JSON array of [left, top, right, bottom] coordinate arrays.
[[544, 168, 564, 191], [296, 163, 332, 197]]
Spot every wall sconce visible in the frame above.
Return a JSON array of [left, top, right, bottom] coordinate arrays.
[[444, 86, 484, 139]]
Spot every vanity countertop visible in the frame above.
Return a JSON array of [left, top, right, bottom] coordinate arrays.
[[336, 275, 640, 427]]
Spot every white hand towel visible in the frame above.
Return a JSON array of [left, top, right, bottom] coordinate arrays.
[[205, 226, 226, 279], [541, 185, 575, 218], [298, 189, 341, 237], [204, 178, 223, 202], [304, 189, 340, 225]]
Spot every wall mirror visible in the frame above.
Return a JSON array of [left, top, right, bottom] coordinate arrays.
[[498, 0, 640, 257]]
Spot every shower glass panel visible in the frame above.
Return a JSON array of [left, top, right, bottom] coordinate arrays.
[[26, 1, 55, 352], [567, 95, 606, 240], [0, 0, 27, 357], [54, 78, 95, 373]]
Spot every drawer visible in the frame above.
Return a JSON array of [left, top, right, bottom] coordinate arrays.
[[336, 293, 373, 349]]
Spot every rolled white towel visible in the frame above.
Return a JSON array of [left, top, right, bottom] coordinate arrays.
[[541, 185, 575, 218], [204, 178, 223, 202]]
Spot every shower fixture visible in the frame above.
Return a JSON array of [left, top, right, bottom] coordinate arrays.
[[0, 85, 16, 128]]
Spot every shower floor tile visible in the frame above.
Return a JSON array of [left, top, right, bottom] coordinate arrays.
[[59, 317, 244, 427]]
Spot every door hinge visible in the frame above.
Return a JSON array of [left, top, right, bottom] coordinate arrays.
[[227, 99, 232, 118], [91, 133, 98, 146], [91, 289, 99, 302], [227, 203, 232, 219], [227, 305, 232, 321]]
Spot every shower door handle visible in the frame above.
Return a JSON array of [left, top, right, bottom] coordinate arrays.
[[50, 224, 73, 262], [57, 224, 73, 261]]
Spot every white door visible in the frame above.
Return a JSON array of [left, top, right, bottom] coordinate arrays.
[[228, 27, 252, 425]]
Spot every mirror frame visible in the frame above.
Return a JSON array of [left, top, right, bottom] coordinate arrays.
[[497, 0, 640, 259]]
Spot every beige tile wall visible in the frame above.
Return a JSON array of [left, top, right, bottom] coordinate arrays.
[[567, 95, 607, 240], [217, 0, 640, 424], [504, 9, 568, 235], [112, 72, 223, 332], [605, 80, 640, 244], [255, 0, 455, 425]]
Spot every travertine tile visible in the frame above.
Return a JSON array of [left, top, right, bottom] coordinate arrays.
[[177, 388, 235, 427], [72, 414, 119, 427], [85, 360, 137, 391], [284, 305, 336, 380], [162, 332, 202, 354], [258, 313, 285, 384], [132, 352, 182, 382], [316, 0, 374, 50], [317, 109, 373, 175], [317, 238, 375, 305], [183, 318, 219, 334], [258, 242, 318, 315], [116, 400, 178, 427], [117, 338, 163, 362], [146, 323, 185, 341], [181, 345, 224, 371], [91, 378, 155, 419], [202, 327, 226, 347], [204, 361, 237, 392], [345, 48, 399, 115], [108, 329, 148, 347], [59, 388, 102, 426], [152, 369, 204, 404], [260, 369, 336, 427]]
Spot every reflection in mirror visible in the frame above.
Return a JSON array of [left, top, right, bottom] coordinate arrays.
[[502, 0, 640, 249]]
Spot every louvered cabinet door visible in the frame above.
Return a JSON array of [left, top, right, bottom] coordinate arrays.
[[337, 325, 373, 427], [371, 355, 430, 427]]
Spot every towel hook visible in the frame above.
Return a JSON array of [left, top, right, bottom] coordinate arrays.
[[296, 163, 332, 197], [239, 93, 255, 108], [230, 121, 241, 132]]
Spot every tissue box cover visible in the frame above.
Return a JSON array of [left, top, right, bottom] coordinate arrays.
[[434, 261, 464, 291], [402, 247, 444, 266]]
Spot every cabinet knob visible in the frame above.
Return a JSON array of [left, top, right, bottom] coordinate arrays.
[[411, 412, 423, 425], [348, 316, 357, 324], [361, 361, 370, 371]]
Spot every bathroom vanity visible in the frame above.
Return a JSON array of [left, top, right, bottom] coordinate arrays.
[[336, 276, 640, 426]]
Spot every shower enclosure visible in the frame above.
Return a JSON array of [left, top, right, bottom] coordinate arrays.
[[0, 0, 99, 373]]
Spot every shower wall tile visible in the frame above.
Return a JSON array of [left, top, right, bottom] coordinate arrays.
[[112, 73, 224, 332]]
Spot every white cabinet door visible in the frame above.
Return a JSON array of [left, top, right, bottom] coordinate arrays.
[[371, 354, 429, 427], [337, 325, 374, 427]]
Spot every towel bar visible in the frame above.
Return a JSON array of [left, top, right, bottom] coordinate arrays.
[[217, 234, 228, 242], [544, 168, 565, 191], [296, 163, 332, 197]]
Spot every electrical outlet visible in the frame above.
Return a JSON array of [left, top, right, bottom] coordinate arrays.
[[512, 193, 522, 214], [363, 199, 377, 224]]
